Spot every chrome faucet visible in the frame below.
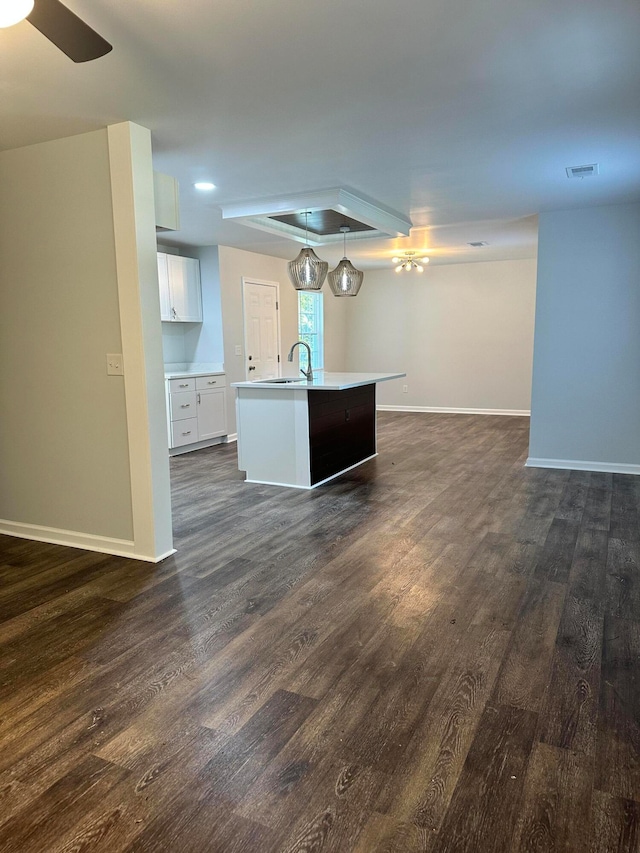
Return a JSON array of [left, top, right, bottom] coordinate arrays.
[[287, 341, 313, 381]]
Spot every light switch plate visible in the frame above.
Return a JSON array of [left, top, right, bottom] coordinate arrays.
[[107, 354, 124, 375], [235, 345, 242, 356]]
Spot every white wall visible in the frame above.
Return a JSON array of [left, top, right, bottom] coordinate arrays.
[[188, 246, 225, 364], [345, 258, 537, 413], [218, 246, 348, 434], [0, 124, 172, 560], [528, 202, 640, 473]]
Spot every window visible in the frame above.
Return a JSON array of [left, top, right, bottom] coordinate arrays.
[[298, 291, 324, 370]]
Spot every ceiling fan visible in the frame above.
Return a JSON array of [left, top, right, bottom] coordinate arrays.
[[0, 0, 112, 62]]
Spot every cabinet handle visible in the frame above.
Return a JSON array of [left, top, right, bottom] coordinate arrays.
[[172, 307, 177, 319], [182, 431, 192, 435], [207, 381, 217, 385], [181, 404, 191, 408], [179, 383, 189, 388]]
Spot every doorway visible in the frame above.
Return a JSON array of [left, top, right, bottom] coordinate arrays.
[[242, 278, 282, 380]]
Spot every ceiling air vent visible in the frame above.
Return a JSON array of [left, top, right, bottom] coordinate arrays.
[[468, 241, 488, 248], [566, 163, 599, 178]]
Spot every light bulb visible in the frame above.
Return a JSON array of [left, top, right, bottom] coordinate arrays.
[[421, 257, 430, 264], [416, 265, 424, 272], [0, 0, 34, 27], [395, 265, 403, 273], [392, 257, 399, 264]]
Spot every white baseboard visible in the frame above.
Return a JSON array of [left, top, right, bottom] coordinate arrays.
[[170, 435, 229, 456], [225, 433, 238, 443], [526, 458, 640, 476], [0, 519, 176, 563], [377, 405, 531, 417]]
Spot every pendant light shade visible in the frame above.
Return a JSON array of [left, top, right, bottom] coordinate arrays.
[[288, 247, 328, 291], [288, 211, 329, 291], [328, 226, 364, 297]]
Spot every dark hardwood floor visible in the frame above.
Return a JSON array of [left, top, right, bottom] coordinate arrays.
[[1, 412, 639, 852]]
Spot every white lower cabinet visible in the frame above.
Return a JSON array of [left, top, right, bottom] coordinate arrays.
[[167, 373, 227, 451], [171, 417, 198, 447], [196, 387, 227, 441]]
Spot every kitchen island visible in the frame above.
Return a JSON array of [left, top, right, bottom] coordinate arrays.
[[232, 372, 405, 488]]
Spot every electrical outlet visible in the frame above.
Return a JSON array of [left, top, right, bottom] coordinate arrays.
[[107, 354, 124, 376], [402, 384, 408, 393], [235, 345, 242, 356]]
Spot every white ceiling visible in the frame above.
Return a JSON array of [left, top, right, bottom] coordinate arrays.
[[2, 0, 639, 269]]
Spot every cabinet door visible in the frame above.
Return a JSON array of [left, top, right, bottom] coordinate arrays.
[[197, 388, 227, 440], [308, 385, 376, 485], [157, 253, 172, 321], [167, 255, 202, 322]]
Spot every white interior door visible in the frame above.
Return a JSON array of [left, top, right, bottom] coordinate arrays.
[[242, 279, 281, 380]]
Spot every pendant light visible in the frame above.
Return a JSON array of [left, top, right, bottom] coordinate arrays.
[[287, 211, 328, 291], [328, 226, 364, 297]]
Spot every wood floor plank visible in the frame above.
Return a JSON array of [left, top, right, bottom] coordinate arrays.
[[429, 703, 539, 853], [596, 616, 640, 801], [590, 791, 640, 853], [491, 578, 566, 711], [511, 742, 593, 853], [538, 528, 608, 755]]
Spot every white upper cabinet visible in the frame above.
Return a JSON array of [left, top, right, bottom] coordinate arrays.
[[153, 172, 180, 231], [157, 253, 172, 321], [157, 252, 202, 323]]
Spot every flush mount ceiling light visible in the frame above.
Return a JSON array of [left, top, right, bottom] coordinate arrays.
[[0, 0, 33, 28], [287, 212, 328, 291], [194, 182, 216, 191], [392, 252, 430, 273], [0, 0, 112, 62], [328, 226, 364, 297]]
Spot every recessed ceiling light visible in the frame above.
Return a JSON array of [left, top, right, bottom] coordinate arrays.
[[194, 182, 216, 191]]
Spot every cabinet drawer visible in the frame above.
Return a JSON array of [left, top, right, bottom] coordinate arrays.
[[170, 390, 197, 421], [169, 377, 195, 393], [195, 374, 226, 390], [171, 417, 198, 447]]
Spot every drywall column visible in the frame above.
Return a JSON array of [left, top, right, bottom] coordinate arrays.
[[107, 122, 174, 560], [0, 123, 173, 561], [528, 202, 640, 474], [0, 127, 138, 552]]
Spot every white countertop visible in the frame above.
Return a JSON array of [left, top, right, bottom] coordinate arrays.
[[164, 362, 225, 379], [232, 371, 405, 391]]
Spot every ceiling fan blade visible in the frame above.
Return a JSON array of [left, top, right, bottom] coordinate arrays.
[[27, 0, 112, 62]]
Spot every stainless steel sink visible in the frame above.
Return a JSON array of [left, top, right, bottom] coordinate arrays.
[[257, 377, 306, 384]]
